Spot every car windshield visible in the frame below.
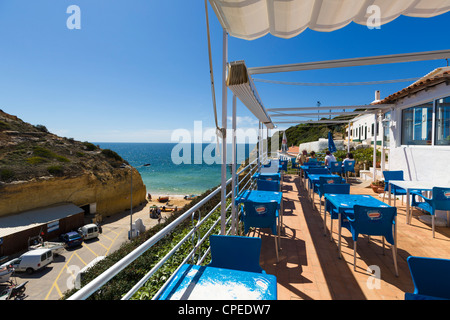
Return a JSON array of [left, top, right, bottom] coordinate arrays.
[[68, 234, 79, 240]]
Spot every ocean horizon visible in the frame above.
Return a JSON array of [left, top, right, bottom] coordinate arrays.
[[96, 142, 256, 197]]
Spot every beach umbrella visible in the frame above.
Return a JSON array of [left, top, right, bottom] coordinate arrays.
[[328, 131, 337, 153], [282, 131, 288, 154]]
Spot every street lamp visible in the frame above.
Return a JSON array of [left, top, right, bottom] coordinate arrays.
[[120, 163, 150, 239]]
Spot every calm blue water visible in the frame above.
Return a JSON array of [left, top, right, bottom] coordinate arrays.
[[96, 143, 255, 196]]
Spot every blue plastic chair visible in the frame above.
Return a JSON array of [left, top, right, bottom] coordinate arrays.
[[410, 187, 450, 238], [291, 157, 300, 174], [279, 159, 288, 172], [405, 256, 450, 300], [329, 161, 342, 175], [241, 201, 279, 262], [346, 205, 398, 276], [208, 235, 266, 274], [257, 179, 280, 192], [382, 170, 407, 205], [306, 167, 331, 190], [342, 160, 355, 181], [322, 183, 350, 240], [313, 176, 344, 215]]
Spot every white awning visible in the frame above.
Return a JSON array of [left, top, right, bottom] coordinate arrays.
[[209, 0, 450, 40]]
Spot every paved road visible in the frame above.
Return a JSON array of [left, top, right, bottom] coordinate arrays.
[[4, 203, 171, 300]]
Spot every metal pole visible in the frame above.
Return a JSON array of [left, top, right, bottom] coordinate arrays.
[[220, 29, 228, 235], [347, 120, 351, 153], [130, 167, 133, 239], [373, 113, 377, 182], [231, 94, 237, 235]]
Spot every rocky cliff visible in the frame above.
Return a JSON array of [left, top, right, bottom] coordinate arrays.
[[0, 110, 146, 218]]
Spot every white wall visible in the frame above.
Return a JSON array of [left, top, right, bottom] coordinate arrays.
[[388, 82, 450, 184]]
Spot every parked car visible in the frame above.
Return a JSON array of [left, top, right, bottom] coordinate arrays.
[[77, 224, 100, 241], [59, 231, 83, 248], [1, 249, 53, 274]]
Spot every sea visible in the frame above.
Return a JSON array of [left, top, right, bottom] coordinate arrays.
[[96, 143, 255, 197]]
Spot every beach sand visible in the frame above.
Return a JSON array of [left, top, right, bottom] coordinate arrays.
[[147, 194, 193, 208]]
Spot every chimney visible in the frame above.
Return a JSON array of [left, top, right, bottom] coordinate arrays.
[[375, 90, 380, 101]]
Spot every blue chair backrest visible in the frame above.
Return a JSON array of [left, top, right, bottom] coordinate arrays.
[[431, 187, 450, 211], [208, 235, 264, 273], [257, 179, 280, 192], [317, 176, 343, 195], [279, 160, 288, 171], [242, 201, 278, 235], [257, 174, 280, 181], [329, 161, 342, 173], [383, 170, 404, 191], [352, 205, 397, 244], [309, 167, 330, 175], [343, 160, 355, 171], [407, 256, 450, 299], [322, 183, 350, 195], [291, 157, 296, 165]]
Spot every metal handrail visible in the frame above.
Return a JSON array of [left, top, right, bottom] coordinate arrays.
[[68, 158, 258, 300]]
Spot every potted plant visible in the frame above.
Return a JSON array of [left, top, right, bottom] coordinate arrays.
[[370, 180, 385, 193]]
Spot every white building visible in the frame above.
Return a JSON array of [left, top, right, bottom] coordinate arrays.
[[377, 67, 450, 183]]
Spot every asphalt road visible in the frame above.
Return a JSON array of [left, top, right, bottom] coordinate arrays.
[[4, 203, 169, 300]]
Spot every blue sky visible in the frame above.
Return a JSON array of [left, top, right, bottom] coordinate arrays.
[[0, 1, 449, 143]]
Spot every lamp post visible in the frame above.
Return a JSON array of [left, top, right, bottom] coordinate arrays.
[[121, 163, 150, 240]]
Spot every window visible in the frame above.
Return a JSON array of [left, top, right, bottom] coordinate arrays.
[[435, 96, 450, 145], [401, 102, 433, 145]]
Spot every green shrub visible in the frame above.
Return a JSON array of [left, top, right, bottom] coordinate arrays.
[[101, 149, 123, 162], [26, 156, 48, 164], [33, 146, 54, 158], [55, 155, 70, 163], [83, 142, 98, 151], [35, 124, 49, 133], [47, 165, 63, 175], [0, 169, 15, 181]]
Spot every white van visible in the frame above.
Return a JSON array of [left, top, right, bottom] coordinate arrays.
[[78, 224, 100, 240], [3, 249, 53, 274]]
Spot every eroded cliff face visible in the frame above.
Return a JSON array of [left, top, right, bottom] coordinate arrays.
[[0, 169, 146, 218], [0, 110, 147, 218]]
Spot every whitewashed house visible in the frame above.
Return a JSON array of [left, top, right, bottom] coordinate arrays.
[[377, 67, 450, 183]]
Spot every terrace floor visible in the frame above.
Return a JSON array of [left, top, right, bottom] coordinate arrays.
[[258, 174, 450, 300]]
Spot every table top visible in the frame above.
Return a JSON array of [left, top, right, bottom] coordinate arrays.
[[324, 194, 390, 213], [388, 180, 450, 190], [236, 189, 282, 204], [308, 174, 340, 182], [158, 264, 277, 300]]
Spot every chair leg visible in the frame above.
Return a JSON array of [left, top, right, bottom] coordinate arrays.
[[330, 217, 333, 241], [353, 239, 357, 271], [432, 215, 435, 238], [392, 243, 398, 277], [274, 234, 279, 263]]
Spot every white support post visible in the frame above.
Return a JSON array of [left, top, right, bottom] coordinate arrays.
[[373, 113, 377, 182], [347, 121, 351, 153], [220, 30, 228, 235], [231, 94, 237, 235], [257, 121, 261, 172]]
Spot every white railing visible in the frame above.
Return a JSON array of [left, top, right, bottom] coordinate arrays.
[[68, 159, 259, 300]]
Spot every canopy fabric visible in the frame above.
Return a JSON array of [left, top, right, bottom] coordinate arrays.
[[209, 0, 450, 40]]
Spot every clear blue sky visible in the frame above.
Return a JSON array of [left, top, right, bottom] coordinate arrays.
[[0, 1, 449, 142]]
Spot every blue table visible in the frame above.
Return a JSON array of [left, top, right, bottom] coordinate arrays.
[[324, 194, 393, 258], [158, 264, 277, 300], [300, 165, 326, 189]]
